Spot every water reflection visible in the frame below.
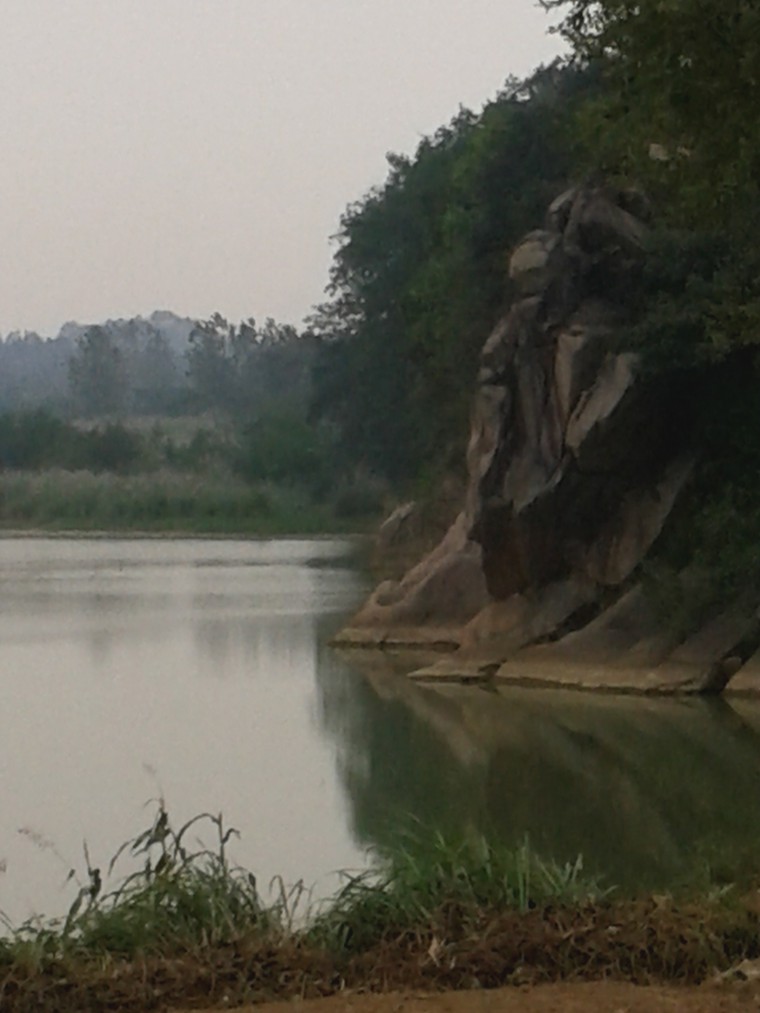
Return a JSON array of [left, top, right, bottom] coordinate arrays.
[[316, 651, 760, 890], [0, 537, 369, 926], [4, 533, 759, 929]]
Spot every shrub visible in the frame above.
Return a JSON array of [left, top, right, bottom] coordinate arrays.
[[233, 412, 334, 491], [83, 424, 144, 474]]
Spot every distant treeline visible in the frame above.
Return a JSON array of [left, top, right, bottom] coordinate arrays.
[[0, 310, 383, 531], [0, 311, 316, 421]]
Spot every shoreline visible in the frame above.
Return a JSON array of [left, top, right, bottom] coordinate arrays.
[[0, 527, 370, 542], [3, 891, 759, 1012]]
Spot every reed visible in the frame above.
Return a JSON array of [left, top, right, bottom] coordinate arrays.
[[0, 468, 361, 535]]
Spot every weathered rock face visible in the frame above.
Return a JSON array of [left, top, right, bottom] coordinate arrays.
[[335, 184, 757, 693]]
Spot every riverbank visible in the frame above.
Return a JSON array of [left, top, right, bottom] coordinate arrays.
[[0, 468, 381, 536], [2, 805, 759, 1012], [3, 892, 759, 1012]]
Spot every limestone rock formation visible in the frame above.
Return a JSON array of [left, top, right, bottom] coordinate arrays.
[[335, 184, 759, 694]]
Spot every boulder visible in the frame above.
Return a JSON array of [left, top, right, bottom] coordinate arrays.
[[339, 513, 489, 648], [508, 230, 562, 296]]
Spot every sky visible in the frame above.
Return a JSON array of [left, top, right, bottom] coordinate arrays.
[[0, 0, 565, 337]]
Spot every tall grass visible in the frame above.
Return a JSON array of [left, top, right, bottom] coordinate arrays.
[[0, 803, 758, 1012], [0, 468, 357, 535], [1, 805, 597, 962], [2, 804, 284, 964], [309, 829, 601, 954]]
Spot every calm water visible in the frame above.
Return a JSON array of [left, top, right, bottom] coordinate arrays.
[[0, 537, 370, 925], [1, 536, 760, 925]]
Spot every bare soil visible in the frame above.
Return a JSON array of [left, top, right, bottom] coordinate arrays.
[[180, 981, 760, 1013]]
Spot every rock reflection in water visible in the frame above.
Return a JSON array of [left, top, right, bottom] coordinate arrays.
[[316, 651, 760, 890]]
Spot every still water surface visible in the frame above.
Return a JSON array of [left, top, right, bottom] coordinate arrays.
[[0, 537, 369, 925], [1, 537, 760, 925]]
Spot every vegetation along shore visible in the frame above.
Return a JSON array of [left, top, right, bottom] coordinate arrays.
[[1, 803, 759, 1012]]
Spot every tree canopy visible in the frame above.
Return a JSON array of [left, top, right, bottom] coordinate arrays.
[[540, 0, 760, 367], [543, 1, 760, 211], [311, 64, 591, 483]]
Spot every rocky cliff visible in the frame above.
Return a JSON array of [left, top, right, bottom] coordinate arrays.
[[336, 184, 760, 695]]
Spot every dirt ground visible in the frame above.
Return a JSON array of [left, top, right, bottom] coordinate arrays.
[[177, 982, 760, 1013]]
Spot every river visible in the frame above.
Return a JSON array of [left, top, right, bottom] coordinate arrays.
[[1, 536, 759, 926]]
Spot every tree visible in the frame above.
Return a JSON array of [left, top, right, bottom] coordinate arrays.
[[185, 314, 238, 413], [132, 330, 182, 414], [186, 313, 317, 419], [542, 1, 760, 218], [233, 409, 331, 491], [68, 326, 126, 417], [310, 64, 589, 483], [544, 0, 760, 362], [0, 331, 72, 413]]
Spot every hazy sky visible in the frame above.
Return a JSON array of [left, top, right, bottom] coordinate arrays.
[[0, 1, 564, 337]]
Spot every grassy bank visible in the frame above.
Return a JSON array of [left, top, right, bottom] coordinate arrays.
[[1, 805, 758, 1012], [0, 469, 378, 536]]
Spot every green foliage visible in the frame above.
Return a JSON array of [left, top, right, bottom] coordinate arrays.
[[311, 64, 590, 483], [539, 0, 760, 616], [1, 806, 758, 1010], [233, 411, 333, 491], [0, 412, 148, 474], [330, 470, 388, 521], [185, 315, 240, 413], [643, 353, 760, 632], [83, 424, 143, 474], [546, 1, 760, 365], [544, 1, 760, 204], [130, 331, 183, 415], [68, 327, 126, 417], [186, 314, 315, 419], [6, 802, 277, 960], [616, 219, 760, 386], [162, 425, 228, 472], [0, 469, 360, 535], [0, 408, 381, 533], [2, 805, 599, 964], [0, 410, 72, 469], [68, 805, 273, 957], [620, 228, 730, 371], [310, 828, 600, 954]]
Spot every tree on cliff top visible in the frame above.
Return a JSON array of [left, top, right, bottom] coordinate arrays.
[[543, 0, 760, 364], [311, 64, 590, 484], [542, 1, 760, 227]]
